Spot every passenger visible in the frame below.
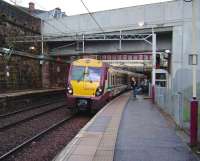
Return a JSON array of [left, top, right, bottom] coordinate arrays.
[[130, 77, 137, 98], [140, 79, 145, 94], [140, 77, 149, 94], [135, 79, 143, 95], [143, 78, 149, 94]]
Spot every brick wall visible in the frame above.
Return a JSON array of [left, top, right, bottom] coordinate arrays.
[[0, 1, 42, 92], [0, 0, 40, 52], [0, 55, 42, 93], [0, 1, 68, 92]]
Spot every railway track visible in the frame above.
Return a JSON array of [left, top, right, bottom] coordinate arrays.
[[0, 115, 75, 161], [0, 99, 65, 118], [0, 102, 67, 130]]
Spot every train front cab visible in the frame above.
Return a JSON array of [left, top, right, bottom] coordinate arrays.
[[66, 59, 109, 113]]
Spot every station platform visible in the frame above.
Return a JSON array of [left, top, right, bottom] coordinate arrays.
[[53, 92, 198, 161], [0, 88, 65, 98], [0, 88, 65, 110]]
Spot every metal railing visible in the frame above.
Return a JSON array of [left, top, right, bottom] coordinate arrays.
[[155, 87, 189, 130]]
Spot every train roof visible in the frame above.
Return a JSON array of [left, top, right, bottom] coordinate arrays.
[[72, 58, 105, 67], [109, 67, 144, 77], [71, 58, 144, 78]]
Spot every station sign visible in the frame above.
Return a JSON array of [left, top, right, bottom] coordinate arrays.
[[189, 54, 198, 65]]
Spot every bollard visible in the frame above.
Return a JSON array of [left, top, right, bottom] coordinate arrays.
[[190, 98, 198, 146]]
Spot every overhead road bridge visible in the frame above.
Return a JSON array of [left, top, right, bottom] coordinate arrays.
[[39, 0, 200, 92]]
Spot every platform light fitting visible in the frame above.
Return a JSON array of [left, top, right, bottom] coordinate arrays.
[[29, 46, 36, 51], [138, 21, 145, 27], [164, 49, 171, 54], [40, 60, 44, 65], [6, 71, 10, 77]]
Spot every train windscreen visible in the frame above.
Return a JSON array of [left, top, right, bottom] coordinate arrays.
[[85, 67, 101, 82], [70, 66, 102, 82], [71, 66, 85, 81]]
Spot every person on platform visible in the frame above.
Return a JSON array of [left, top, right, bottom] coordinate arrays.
[[130, 77, 137, 98], [143, 78, 149, 94]]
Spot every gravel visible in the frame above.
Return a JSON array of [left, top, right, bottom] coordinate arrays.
[[0, 101, 67, 129], [0, 105, 70, 156], [4, 115, 90, 161]]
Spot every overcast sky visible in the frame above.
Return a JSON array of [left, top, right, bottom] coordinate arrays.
[[5, 0, 173, 15]]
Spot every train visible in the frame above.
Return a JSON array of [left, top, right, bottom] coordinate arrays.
[[66, 58, 143, 113]]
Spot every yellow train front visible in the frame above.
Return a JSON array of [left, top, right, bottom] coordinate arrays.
[[66, 58, 140, 113]]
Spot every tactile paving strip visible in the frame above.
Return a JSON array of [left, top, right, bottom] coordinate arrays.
[[52, 92, 130, 161]]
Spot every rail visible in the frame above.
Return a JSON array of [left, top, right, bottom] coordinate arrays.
[[0, 114, 75, 160]]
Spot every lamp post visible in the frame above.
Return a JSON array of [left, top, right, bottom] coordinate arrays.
[[152, 28, 156, 103], [138, 22, 157, 102], [40, 19, 44, 65], [186, 0, 199, 146], [189, 53, 198, 146]]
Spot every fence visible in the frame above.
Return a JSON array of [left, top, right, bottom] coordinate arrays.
[[155, 82, 200, 142], [155, 87, 183, 127], [155, 86, 193, 134]]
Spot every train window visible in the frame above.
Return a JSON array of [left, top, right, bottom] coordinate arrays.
[[71, 66, 85, 81], [110, 74, 112, 86], [117, 77, 121, 85], [86, 67, 102, 82], [112, 75, 113, 85], [112, 75, 114, 86]]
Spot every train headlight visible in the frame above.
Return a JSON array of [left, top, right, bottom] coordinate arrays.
[[98, 88, 102, 92], [95, 87, 103, 96], [68, 89, 73, 94], [67, 86, 73, 95]]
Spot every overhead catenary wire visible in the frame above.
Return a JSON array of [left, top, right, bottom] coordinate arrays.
[[51, 42, 76, 50], [42, 21, 67, 35], [80, 0, 105, 33]]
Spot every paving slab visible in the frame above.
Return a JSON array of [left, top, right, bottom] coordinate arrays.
[[53, 93, 198, 161], [53, 92, 129, 161], [114, 96, 198, 161]]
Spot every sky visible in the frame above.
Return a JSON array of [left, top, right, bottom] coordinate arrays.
[[4, 0, 173, 16]]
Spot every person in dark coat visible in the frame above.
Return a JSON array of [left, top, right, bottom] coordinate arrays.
[[130, 77, 137, 98]]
